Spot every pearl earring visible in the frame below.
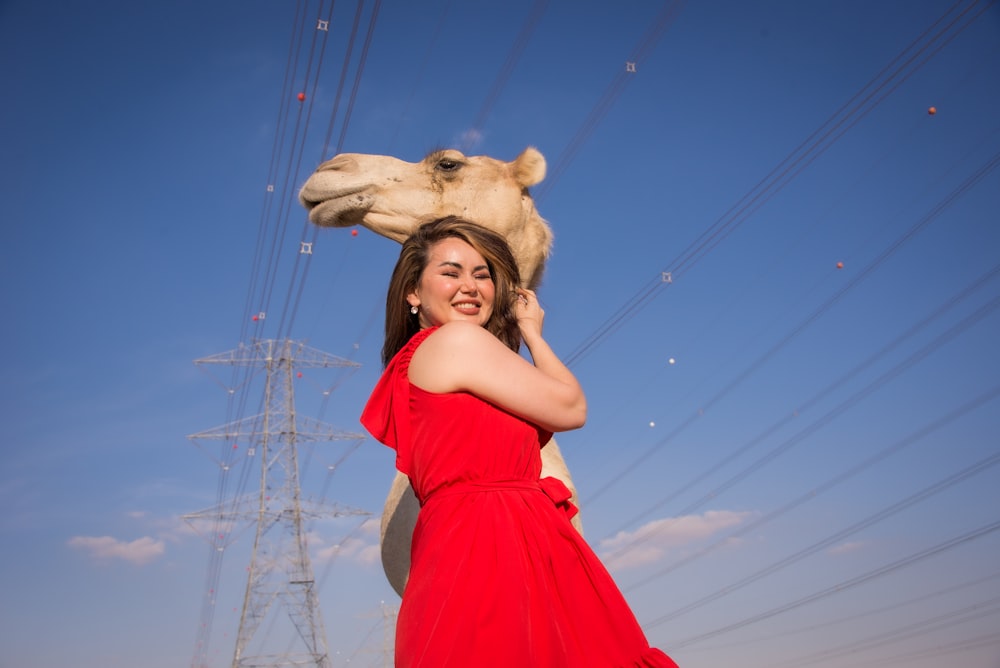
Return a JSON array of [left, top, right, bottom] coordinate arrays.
[[410, 305, 418, 315]]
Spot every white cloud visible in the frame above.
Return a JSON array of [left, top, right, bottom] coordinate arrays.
[[357, 543, 381, 565], [67, 535, 166, 565], [457, 128, 484, 151], [315, 534, 379, 565], [598, 510, 754, 570], [309, 517, 382, 566], [358, 517, 381, 535], [170, 513, 225, 541], [828, 540, 866, 555]]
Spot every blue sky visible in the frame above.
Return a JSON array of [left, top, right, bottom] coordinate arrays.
[[2, 1, 999, 667]]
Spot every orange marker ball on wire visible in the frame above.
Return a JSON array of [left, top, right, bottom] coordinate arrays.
[[928, 106, 936, 115], [297, 92, 306, 102], [836, 261, 844, 269], [351, 229, 358, 236]]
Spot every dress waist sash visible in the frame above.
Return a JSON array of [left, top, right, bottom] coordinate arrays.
[[421, 477, 579, 521]]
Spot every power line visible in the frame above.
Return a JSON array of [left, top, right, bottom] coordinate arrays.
[[769, 598, 1000, 667], [606, 260, 1000, 531], [562, 0, 994, 368], [334, 0, 383, 156], [461, 0, 551, 152], [534, 0, 684, 202], [610, 317, 1000, 584], [318, 0, 367, 160], [860, 629, 1000, 666], [586, 147, 1000, 505], [279, 0, 384, 342], [640, 447, 1000, 625], [665, 517, 1000, 648], [689, 569, 1000, 652]]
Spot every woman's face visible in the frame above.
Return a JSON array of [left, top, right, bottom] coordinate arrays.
[[407, 237, 496, 329]]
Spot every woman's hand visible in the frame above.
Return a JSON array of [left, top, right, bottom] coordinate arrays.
[[515, 289, 544, 340]]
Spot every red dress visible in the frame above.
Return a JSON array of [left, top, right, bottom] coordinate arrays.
[[361, 328, 678, 668]]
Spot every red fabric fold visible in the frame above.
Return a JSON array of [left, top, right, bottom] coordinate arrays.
[[360, 327, 438, 476], [539, 475, 579, 520]]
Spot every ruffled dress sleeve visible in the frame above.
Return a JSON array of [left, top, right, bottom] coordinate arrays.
[[359, 328, 437, 476]]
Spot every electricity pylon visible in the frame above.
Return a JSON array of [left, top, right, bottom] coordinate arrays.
[[184, 339, 368, 668]]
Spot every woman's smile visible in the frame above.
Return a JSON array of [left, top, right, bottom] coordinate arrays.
[[452, 298, 482, 314]]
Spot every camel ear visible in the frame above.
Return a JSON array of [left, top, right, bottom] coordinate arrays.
[[512, 147, 546, 188]]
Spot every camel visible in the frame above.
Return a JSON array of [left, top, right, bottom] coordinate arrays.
[[299, 147, 581, 596]]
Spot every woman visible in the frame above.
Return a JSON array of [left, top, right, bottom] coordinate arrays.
[[361, 216, 678, 667]]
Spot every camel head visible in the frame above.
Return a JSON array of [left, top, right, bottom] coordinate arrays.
[[298, 147, 552, 289]]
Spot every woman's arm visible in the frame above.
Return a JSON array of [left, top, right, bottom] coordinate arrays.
[[408, 303, 586, 432]]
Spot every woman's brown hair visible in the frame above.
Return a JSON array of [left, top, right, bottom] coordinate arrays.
[[382, 216, 522, 366]]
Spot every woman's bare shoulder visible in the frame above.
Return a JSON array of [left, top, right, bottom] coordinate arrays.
[[425, 321, 495, 347], [409, 323, 502, 391]]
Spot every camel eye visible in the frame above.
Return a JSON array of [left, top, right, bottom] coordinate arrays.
[[436, 159, 461, 172]]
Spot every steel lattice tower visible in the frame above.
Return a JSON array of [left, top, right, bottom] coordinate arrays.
[[184, 339, 367, 668]]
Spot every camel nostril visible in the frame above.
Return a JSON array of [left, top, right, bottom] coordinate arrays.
[[317, 154, 359, 172]]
